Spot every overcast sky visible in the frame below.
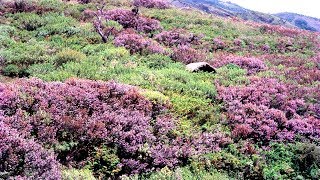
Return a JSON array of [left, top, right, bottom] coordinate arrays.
[[225, 0, 320, 18]]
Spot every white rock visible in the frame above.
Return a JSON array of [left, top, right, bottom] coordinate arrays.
[[186, 62, 216, 73]]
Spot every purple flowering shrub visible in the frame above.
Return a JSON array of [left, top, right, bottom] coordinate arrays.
[[133, 0, 169, 9], [155, 29, 202, 47], [212, 38, 227, 51], [262, 54, 320, 85], [211, 54, 267, 75], [104, 9, 162, 34], [217, 77, 320, 143], [0, 122, 61, 179], [171, 45, 206, 64], [0, 78, 229, 176], [114, 30, 165, 55]]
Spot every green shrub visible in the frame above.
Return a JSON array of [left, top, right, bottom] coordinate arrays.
[[0, 25, 16, 37], [140, 89, 170, 105], [87, 146, 121, 178], [198, 144, 265, 179], [27, 63, 56, 75], [1, 41, 51, 66], [214, 64, 249, 87], [263, 143, 320, 179], [62, 168, 95, 180], [263, 143, 296, 179], [124, 166, 230, 180], [36, 13, 80, 37], [2, 64, 20, 77], [55, 49, 86, 66], [12, 13, 45, 31], [171, 94, 215, 124], [140, 54, 174, 69]]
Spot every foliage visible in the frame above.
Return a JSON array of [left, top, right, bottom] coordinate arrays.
[[1, 0, 320, 179], [0, 122, 61, 179], [114, 31, 165, 55], [104, 9, 162, 34], [54, 49, 87, 66], [263, 143, 320, 179], [0, 78, 228, 177], [171, 45, 206, 64], [133, 0, 169, 9], [155, 29, 202, 47], [211, 54, 267, 75], [217, 77, 320, 144], [62, 168, 95, 180]]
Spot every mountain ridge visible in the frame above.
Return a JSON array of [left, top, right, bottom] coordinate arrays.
[[173, 0, 320, 32]]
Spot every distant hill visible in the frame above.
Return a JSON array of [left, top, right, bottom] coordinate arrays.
[[172, 0, 320, 31], [275, 12, 320, 32]]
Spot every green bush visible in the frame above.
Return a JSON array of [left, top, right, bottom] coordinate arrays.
[[55, 49, 86, 66], [1, 40, 52, 66], [2, 64, 20, 77], [170, 94, 216, 127], [12, 13, 45, 31], [214, 64, 249, 87], [87, 145, 121, 178], [126, 166, 230, 180], [27, 63, 56, 75], [140, 54, 174, 69], [62, 168, 96, 180], [263, 143, 296, 179], [36, 13, 81, 37], [263, 143, 320, 179]]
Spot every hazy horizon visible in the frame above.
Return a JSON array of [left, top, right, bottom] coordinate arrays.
[[225, 0, 320, 18]]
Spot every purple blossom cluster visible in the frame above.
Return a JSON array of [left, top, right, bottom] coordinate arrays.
[[171, 45, 206, 64], [155, 29, 202, 47], [212, 38, 226, 51], [0, 78, 229, 176], [104, 9, 162, 34], [211, 55, 267, 75], [133, 0, 169, 9], [0, 122, 61, 179], [217, 77, 320, 143], [114, 31, 165, 55], [262, 54, 320, 85]]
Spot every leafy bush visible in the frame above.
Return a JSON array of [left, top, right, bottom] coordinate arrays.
[[54, 49, 86, 66], [1, 64, 20, 77], [263, 143, 320, 179], [62, 168, 95, 180], [36, 13, 80, 37], [214, 64, 249, 87], [140, 54, 174, 69], [1, 41, 51, 67], [12, 12, 45, 31]]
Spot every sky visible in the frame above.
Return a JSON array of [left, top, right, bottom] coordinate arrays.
[[225, 0, 320, 18]]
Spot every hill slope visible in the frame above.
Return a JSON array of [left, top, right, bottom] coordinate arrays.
[[174, 0, 320, 31], [276, 12, 320, 31], [0, 0, 319, 179]]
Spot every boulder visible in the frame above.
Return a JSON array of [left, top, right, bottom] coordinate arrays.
[[186, 62, 216, 73]]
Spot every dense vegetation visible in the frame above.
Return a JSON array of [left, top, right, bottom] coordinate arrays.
[[0, 0, 319, 179]]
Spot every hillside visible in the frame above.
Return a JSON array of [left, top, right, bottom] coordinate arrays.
[[173, 0, 294, 27], [0, 0, 320, 179], [174, 0, 320, 32], [276, 12, 320, 32]]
